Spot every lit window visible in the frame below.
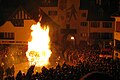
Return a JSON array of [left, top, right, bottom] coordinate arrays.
[[80, 22, 88, 26], [80, 33, 87, 37]]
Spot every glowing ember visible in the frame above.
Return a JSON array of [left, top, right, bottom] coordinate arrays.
[[26, 22, 52, 67]]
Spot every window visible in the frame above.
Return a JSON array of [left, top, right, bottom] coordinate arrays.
[[80, 22, 88, 26], [80, 33, 87, 37], [101, 33, 113, 40], [91, 22, 100, 28], [66, 12, 71, 19], [66, 24, 70, 29], [60, 16, 64, 20], [90, 33, 113, 40], [116, 22, 120, 32], [81, 13, 86, 17], [13, 9, 31, 20], [90, 32, 100, 39], [11, 8, 33, 27], [11, 19, 24, 27], [39, 0, 58, 7], [115, 40, 120, 50], [97, 8, 104, 17], [59, 0, 67, 10], [0, 32, 14, 40], [48, 11, 57, 16], [103, 22, 112, 28], [96, 0, 101, 5]]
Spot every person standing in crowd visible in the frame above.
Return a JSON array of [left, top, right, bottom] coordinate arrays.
[[5, 67, 11, 76], [0, 65, 4, 80], [11, 65, 15, 76]]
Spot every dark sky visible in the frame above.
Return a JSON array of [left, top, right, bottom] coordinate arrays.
[[0, 0, 29, 8]]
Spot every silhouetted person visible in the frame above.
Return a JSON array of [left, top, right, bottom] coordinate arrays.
[[11, 65, 15, 76], [56, 63, 61, 70], [25, 65, 35, 80], [5, 67, 11, 76], [16, 70, 22, 80], [0, 66, 4, 80]]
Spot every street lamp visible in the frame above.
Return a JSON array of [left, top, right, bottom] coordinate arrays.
[[71, 36, 75, 48], [71, 36, 74, 40]]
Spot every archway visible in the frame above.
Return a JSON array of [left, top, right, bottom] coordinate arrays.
[[62, 34, 76, 49]]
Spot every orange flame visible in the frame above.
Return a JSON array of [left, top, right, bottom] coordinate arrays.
[[26, 22, 52, 67]]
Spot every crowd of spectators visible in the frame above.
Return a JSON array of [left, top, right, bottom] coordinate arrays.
[[0, 44, 120, 80], [0, 58, 118, 80]]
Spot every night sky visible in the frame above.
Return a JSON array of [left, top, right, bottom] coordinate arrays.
[[0, 0, 28, 7], [0, 0, 119, 23]]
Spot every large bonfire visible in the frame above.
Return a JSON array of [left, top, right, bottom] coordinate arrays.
[[26, 20, 52, 67]]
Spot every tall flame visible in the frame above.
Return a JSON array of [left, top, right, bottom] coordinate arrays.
[[26, 22, 52, 67]]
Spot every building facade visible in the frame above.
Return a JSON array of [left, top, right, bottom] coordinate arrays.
[[0, 0, 119, 50], [112, 13, 120, 59]]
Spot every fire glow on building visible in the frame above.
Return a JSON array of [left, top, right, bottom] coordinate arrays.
[[26, 20, 52, 67]]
